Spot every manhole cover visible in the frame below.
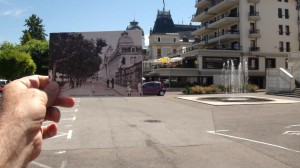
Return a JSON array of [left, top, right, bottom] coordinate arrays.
[[144, 120, 161, 123]]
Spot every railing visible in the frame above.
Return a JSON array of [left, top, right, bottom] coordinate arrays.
[[249, 47, 260, 52], [249, 29, 260, 34], [249, 12, 259, 16]]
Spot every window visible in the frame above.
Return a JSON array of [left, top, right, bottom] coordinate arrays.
[[285, 9, 289, 19], [279, 25, 283, 35], [279, 41, 284, 52], [285, 25, 290, 35], [278, 0, 282, 1], [248, 58, 259, 70], [158, 37, 161, 42], [284, 0, 288, 2], [157, 48, 161, 57], [278, 8, 282, 18], [250, 6, 255, 14], [266, 58, 276, 68], [173, 49, 177, 54], [286, 42, 291, 52], [173, 38, 176, 42], [202, 57, 240, 69]]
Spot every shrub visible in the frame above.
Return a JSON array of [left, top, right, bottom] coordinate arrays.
[[245, 84, 259, 92], [182, 86, 192, 94]]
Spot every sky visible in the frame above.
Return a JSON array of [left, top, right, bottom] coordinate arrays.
[[0, 0, 199, 46]]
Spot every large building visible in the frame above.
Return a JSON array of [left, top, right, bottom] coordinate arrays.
[[178, 0, 299, 88], [144, 8, 199, 85]]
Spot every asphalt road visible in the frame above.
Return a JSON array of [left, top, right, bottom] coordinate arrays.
[[27, 92, 300, 168]]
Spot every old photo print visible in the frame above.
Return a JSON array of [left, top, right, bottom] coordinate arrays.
[[49, 30, 143, 97]]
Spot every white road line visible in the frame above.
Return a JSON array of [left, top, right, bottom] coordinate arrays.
[[65, 125, 72, 127], [285, 124, 300, 128], [50, 133, 68, 139], [207, 130, 300, 153], [30, 161, 52, 168], [55, 150, 66, 155], [283, 131, 300, 135], [75, 109, 78, 112], [61, 109, 77, 113], [62, 117, 75, 121], [72, 116, 76, 121], [61, 161, 67, 168], [67, 130, 73, 139]]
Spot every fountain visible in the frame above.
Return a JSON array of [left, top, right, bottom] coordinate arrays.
[[197, 59, 273, 104]]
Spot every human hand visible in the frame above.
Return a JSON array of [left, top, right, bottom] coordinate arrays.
[[0, 75, 75, 168]]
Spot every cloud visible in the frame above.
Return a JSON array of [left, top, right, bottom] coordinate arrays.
[[144, 34, 149, 47], [1, 9, 27, 17]]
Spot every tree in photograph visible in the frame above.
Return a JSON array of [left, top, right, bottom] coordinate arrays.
[[0, 49, 36, 80], [19, 39, 49, 75], [49, 33, 107, 81], [20, 14, 47, 45]]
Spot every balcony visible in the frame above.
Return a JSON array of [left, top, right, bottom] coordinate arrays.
[[208, 0, 239, 14], [192, 9, 216, 22], [249, 47, 260, 54], [247, 0, 260, 3], [248, 29, 261, 38], [195, 0, 211, 8], [248, 12, 260, 21], [208, 30, 240, 43], [208, 13, 239, 29], [192, 25, 217, 36]]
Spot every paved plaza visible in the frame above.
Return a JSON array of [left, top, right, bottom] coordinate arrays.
[[26, 92, 300, 168]]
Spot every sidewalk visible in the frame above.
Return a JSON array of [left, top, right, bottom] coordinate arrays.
[[59, 80, 141, 97]]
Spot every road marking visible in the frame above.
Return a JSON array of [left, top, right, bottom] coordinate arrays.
[[207, 130, 300, 153], [62, 117, 75, 121], [73, 116, 76, 121], [67, 130, 73, 139], [75, 109, 78, 112], [283, 131, 300, 136], [50, 132, 68, 139], [285, 124, 300, 129], [55, 150, 66, 155], [65, 125, 72, 127], [61, 161, 67, 168], [30, 161, 52, 168]]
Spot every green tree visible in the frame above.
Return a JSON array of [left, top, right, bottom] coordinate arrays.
[[20, 14, 47, 45], [0, 49, 36, 80], [19, 39, 49, 75], [0, 41, 17, 51]]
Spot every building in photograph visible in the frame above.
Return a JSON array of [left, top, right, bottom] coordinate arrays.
[[144, 7, 199, 87], [182, 0, 299, 88]]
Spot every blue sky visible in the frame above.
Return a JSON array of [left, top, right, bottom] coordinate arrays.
[[0, 0, 198, 45]]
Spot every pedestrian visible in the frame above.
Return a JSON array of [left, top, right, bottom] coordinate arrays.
[[138, 82, 142, 97], [0, 75, 75, 167], [111, 78, 114, 89], [106, 78, 109, 88], [126, 82, 132, 97]]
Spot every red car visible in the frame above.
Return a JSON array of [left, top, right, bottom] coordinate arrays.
[[142, 81, 166, 96], [0, 86, 3, 97]]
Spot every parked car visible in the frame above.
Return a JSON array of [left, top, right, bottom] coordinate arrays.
[[0, 86, 3, 98], [142, 81, 166, 96]]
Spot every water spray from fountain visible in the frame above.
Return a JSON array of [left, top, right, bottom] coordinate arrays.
[[222, 59, 249, 101]]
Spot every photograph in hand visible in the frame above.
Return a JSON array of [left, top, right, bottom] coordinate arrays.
[[49, 30, 143, 97]]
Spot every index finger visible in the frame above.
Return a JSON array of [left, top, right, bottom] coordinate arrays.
[[17, 75, 50, 90]]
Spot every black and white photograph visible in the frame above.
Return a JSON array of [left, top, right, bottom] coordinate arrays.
[[49, 30, 143, 97]]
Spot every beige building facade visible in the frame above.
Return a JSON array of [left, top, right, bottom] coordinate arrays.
[[179, 0, 300, 87]]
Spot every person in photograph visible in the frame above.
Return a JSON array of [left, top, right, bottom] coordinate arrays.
[[126, 82, 132, 97], [111, 78, 114, 89], [138, 82, 142, 97], [106, 79, 110, 88]]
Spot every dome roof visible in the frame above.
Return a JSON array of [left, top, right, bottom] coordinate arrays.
[[118, 31, 134, 46], [126, 20, 144, 36]]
